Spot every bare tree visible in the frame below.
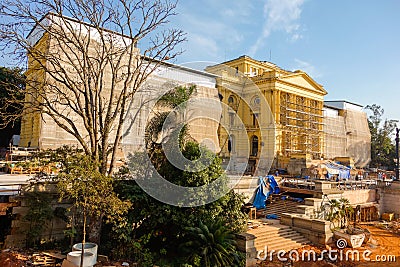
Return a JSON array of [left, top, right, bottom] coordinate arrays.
[[0, 0, 186, 175]]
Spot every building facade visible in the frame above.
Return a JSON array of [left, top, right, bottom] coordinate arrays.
[[19, 14, 220, 157], [323, 101, 371, 167], [206, 56, 327, 174], [19, 15, 371, 172]]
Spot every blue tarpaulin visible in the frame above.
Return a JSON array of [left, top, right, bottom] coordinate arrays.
[[252, 177, 269, 209], [266, 214, 278, 219], [251, 175, 280, 209], [267, 175, 280, 194], [325, 162, 351, 179]]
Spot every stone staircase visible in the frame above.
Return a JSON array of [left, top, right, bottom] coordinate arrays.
[[245, 195, 312, 256], [248, 223, 310, 253], [257, 196, 300, 219]]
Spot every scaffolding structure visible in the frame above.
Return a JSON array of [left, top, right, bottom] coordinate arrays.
[[324, 112, 346, 160], [279, 92, 324, 158], [323, 107, 371, 168], [343, 109, 371, 167]]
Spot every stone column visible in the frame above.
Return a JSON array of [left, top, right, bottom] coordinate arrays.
[[236, 233, 257, 267]]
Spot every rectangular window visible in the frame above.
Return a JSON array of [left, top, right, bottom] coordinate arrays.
[[253, 113, 259, 126], [229, 112, 235, 127]]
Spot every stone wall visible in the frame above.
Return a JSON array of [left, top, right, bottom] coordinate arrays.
[[235, 233, 257, 267], [377, 182, 400, 219], [230, 175, 258, 202], [5, 183, 70, 248], [281, 213, 333, 245], [342, 189, 376, 205], [281, 181, 380, 246], [287, 156, 313, 176]]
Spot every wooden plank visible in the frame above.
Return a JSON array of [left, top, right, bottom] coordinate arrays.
[[42, 251, 66, 260], [32, 254, 56, 266]]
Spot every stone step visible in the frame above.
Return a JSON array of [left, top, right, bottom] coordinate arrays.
[[249, 222, 311, 255], [255, 240, 310, 255], [304, 197, 323, 207], [247, 225, 290, 235], [257, 236, 310, 247], [296, 205, 316, 216], [254, 233, 300, 243], [260, 209, 297, 214], [255, 238, 310, 250], [255, 232, 305, 244], [255, 230, 307, 241], [255, 232, 306, 240], [252, 225, 292, 235], [256, 237, 310, 249], [255, 238, 310, 251]]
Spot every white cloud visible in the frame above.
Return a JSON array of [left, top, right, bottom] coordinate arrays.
[[249, 0, 305, 56], [221, 9, 236, 17], [187, 18, 243, 44], [219, 2, 254, 23], [188, 33, 219, 58], [290, 33, 302, 42], [179, 32, 246, 64], [292, 58, 322, 78], [174, 2, 254, 61]]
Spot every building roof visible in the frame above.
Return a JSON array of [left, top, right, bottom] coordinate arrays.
[[323, 104, 341, 111], [324, 100, 364, 112], [27, 12, 133, 44], [26, 13, 216, 81], [324, 100, 363, 107], [144, 56, 217, 79], [207, 55, 288, 73]]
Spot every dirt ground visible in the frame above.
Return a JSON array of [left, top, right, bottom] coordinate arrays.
[[258, 224, 400, 267], [0, 249, 132, 267], [353, 224, 400, 266], [0, 249, 29, 267]]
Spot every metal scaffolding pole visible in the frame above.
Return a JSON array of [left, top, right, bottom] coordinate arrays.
[[396, 128, 399, 181]]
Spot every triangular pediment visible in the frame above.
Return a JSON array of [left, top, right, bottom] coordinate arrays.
[[279, 71, 327, 95]]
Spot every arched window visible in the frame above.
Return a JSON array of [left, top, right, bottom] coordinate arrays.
[[251, 135, 258, 157], [228, 95, 235, 104]]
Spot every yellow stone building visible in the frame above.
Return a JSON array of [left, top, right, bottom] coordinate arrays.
[[18, 13, 369, 174], [19, 13, 140, 149], [206, 56, 327, 174], [19, 14, 220, 154]]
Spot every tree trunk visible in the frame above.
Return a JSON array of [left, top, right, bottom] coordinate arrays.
[[87, 214, 103, 245]]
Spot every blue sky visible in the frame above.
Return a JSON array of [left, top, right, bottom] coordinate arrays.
[[171, 0, 400, 122]]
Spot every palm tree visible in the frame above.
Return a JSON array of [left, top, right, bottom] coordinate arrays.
[[327, 198, 353, 230], [180, 220, 240, 267], [145, 85, 197, 153]]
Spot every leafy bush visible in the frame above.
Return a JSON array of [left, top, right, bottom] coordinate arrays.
[[23, 192, 54, 247], [105, 142, 246, 265], [180, 219, 241, 267]]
